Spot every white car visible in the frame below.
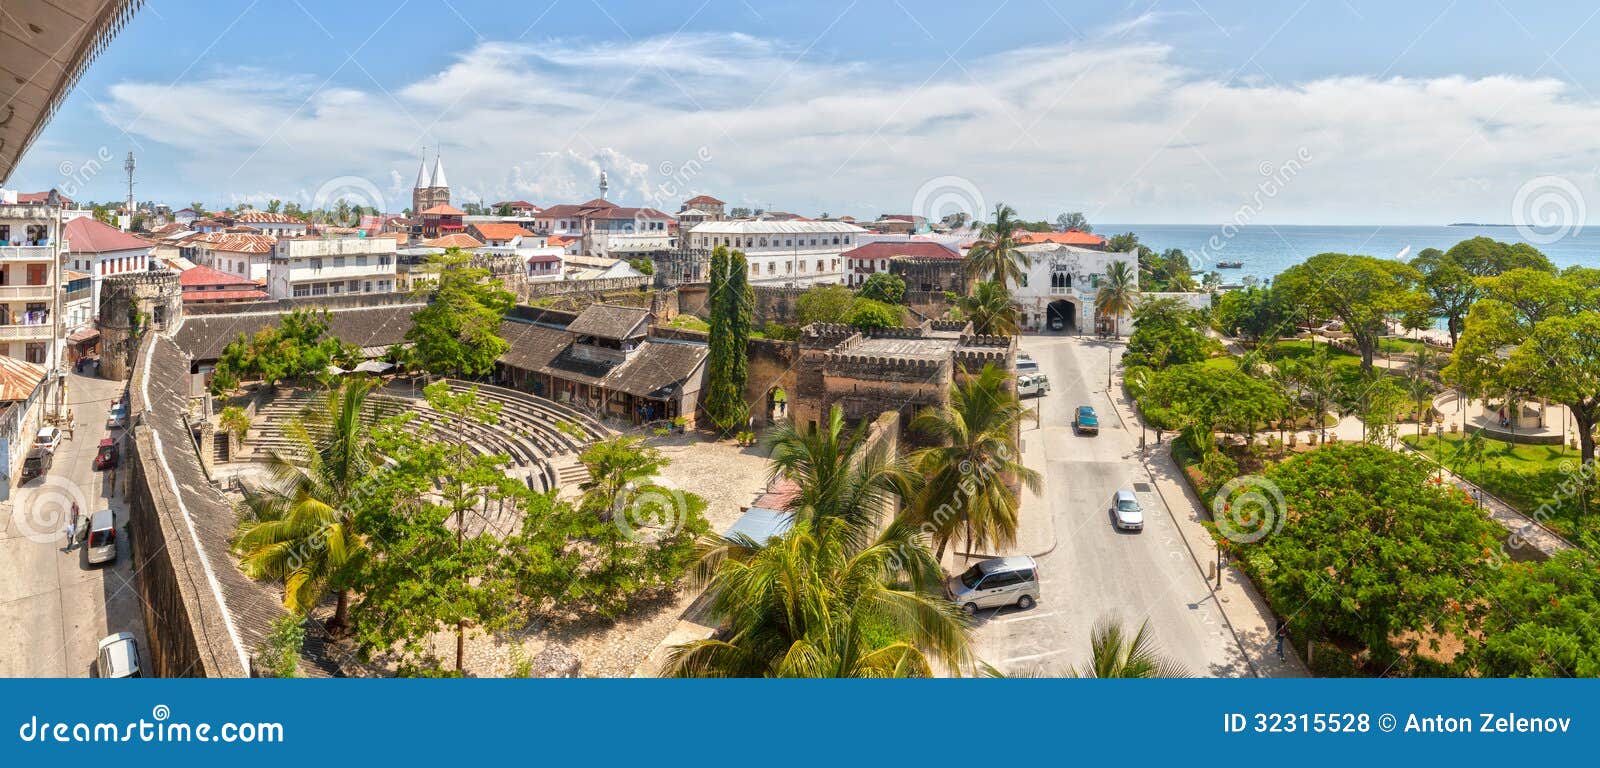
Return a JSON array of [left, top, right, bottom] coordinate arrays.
[[32, 426, 63, 454], [1017, 373, 1050, 397], [1111, 489, 1144, 532], [97, 632, 142, 678]]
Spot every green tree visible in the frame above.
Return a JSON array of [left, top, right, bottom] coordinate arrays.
[[1466, 551, 1600, 677], [1067, 617, 1188, 678], [1055, 211, 1091, 233], [956, 280, 1019, 336], [266, 199, 282, 214], [909, 365, 1041, 559], [211, 309, 349, 394], [218, 405, 252, 447], [796, 284, 857, 326], [965, 203, 1030, 290], [1411, 238, 1553, 347], [1124, 297, 1210, 370], [704, 246, 753, 431], [1446, 267, 1600, 465], [847, 298, 902, 330], [1094, 260, 1139, 337], [1274, 253, 1427, 375], [1143, 362, 1286, 453], [404, 248, 514, 377], [760, 405, 913, 535], [233, 378, 379, 632], [857, 272, 907, 304], [628, 258, 656, 276], [1215, 285, 1290, 343], [257, 614, 305, 678]]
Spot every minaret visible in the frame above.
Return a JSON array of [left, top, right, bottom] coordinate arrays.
[[598, 169, 609, 200]]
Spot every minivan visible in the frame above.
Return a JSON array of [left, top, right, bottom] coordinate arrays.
[[946, 556, 1040, 616], [86, 509, 117, 565]]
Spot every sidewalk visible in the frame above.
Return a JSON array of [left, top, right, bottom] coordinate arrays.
[[1104, 372, 1309, 678]]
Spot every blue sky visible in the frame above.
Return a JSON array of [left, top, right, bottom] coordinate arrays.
[[13, 0, 1600, 224]]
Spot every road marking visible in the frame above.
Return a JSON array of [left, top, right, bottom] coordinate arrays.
[[1001, 648, 1074, 665], [998, 610, 1058, 624]]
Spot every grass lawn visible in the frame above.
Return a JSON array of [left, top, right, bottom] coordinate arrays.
[[1402, 432, 1596, 543], [1378, 337, 1429, 356]]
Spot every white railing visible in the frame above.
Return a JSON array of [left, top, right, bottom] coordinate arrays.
[[0, 285, 54, 301], [0, 323, 54, 340], [0, 245, 52, 261]]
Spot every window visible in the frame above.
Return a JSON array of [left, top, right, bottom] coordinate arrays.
[[379, 255, 392, 267], [816, 259, 824, 272], [844, 236, 851, 244], [365, 281, 373, 292], [333, 256, 346, 268], [310, 258, 323, 270], [356, 255, 368, 266], [24, 343, 46, 364], [749, 263, 757, 276], [293, 285, 309, 297], [786, 239, 793, 247], [1051, 272, 1072, 292], [759, 238, 768, 247], [767, 262, 775, 274], [799, 261, 807, 272]]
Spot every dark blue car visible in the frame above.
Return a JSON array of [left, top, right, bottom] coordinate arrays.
[[1074, 405, 1099, 435]]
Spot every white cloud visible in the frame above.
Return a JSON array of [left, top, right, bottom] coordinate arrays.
[[86, 32, 1600, 223]]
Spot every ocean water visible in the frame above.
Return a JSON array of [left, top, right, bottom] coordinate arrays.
[[1096, 224, 1600, 284]]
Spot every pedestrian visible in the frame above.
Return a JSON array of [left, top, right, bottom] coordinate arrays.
[[1274, 617, 1287, 662]]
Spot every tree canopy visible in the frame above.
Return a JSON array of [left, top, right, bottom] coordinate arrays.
[[404, 248, 515, 377], [857, 272, 907, 304], [705, 246, 753, 431], [211, 309, 355, 394], [1411, 238, 1552, 347], [1273, 252, 1427, 374], [1124, 297, 1213, 370], [1142, 361, 1285, 452]]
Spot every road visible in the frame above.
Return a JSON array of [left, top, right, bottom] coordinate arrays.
[[970, 333, 1253, 677], [0, 371, 148, 677]]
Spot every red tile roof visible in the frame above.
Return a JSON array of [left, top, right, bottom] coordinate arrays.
[[418, 203, 466, 216], [493, 200, 540, 209], [190, 232, 278, 253], [841, 241, 959, 261], [422, 233, 484, 249], [13, 191, 72, 205], [684, 194, 724, 205], [179, 264, 256, 289], [1015, 230, 1107, 247], [63, 217, 153, 254], [183, 289, 270, 303], [233, 210, 304, 224], [469, 222, 534, 241]]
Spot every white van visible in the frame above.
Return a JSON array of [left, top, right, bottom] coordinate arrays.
[[97, 632, 141, 678], [1016, 373, 1050, 398], [86, 509, 118, 564]]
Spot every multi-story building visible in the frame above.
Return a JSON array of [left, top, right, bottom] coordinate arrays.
[[185, 231, 278, 283], [179, 264, 269, 305], [267, 235, 398, 299], [532, 198, 675, 258], [684, 220, 867, 286], [231, 210, 309, 237], [0, 189, 63, 367], [1012, 242, 1138, 334], [412, 153, 451, 214], [841, 240, 959, 288], [62, 216, 152, 312]]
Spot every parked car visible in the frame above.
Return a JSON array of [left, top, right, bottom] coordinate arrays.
[[96, 632, 141, 678], [21, 447, 52, 482], [106, 403, 128, 430], [94, 438, 120, 470], [86, 509, 118, 565], [946, 556, 1040, 616], [1016, 373, 1051, 398], [1049, 315, 1065, 331], [1073, 405, 1099, 435], [32, 426, 63, 454], [1016, 354, 1039, 373], [1111, 488, 1145, 532]]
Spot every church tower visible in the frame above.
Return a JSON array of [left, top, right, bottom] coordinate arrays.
[[411, 150, 452, 213]]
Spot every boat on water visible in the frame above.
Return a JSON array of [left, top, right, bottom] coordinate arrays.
[[1215, 261, 1244, 269]]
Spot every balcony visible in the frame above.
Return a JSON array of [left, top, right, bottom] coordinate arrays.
[[0, 285, 54, 301], [0, 245, 53, 262], [0, 323, 53, 341]]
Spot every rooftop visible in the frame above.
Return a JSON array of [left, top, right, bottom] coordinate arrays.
[[63, 216, 152, 254], [469, 222, 534, 241], [841, 241, 959, 261], [566, 303, 650, 340], [418, 203, 466, 216], [687, 220, 867, 235]]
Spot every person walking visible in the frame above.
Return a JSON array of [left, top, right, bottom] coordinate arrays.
[[1274, 617, 1287, 662]]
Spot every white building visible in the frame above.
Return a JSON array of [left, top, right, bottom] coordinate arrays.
[[0, 189, 62, 367], [267, 235, 398, 299], [186, 232, 278, 283], [232, 210, 309, 237], [62, 216, 152, 313], [684, 220, 867, 286], [1012, 243, 1139, 334]]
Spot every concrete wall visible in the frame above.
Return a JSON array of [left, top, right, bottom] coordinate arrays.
[[183, 286, 426, 316]]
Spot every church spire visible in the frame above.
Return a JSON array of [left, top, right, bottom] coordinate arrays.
[[415, 147, 430, 189], [431, 154, 449, 189]]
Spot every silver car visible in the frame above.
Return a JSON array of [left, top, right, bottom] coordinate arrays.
[[1111, 489, 1144, 532], [97, 632, 141, 678], [86, 509, 118, 565], [947, 556, 1040, 616]]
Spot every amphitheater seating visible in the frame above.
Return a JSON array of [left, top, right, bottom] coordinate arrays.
[[241, 378, 609, 493]]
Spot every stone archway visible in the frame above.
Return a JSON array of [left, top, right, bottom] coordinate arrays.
[[1046, 298, 1080, 333]]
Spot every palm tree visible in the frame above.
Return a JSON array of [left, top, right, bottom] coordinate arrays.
[[233, 378, 377, 632], [909, 364, 1041, 560], [1067, 617, 1189, 678], [1095, 260, 1138, 337], [957, 280, 1019, 336], [964, 203, 1030, 290], [1299, 347, 1339, 443], [761, 405, 913, 535], [665, 516, 972, 677]]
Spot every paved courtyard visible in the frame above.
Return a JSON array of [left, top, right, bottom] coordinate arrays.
[[0, 371, 148, 677]]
